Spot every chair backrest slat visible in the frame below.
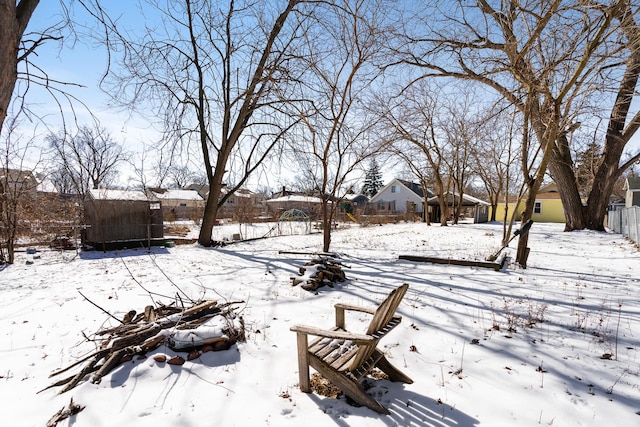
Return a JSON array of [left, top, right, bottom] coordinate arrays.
[[349, 284, 408, 372]]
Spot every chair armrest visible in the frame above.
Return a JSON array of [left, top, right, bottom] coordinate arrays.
[[334, 303, 376, 329], [334, 303, 376, 315], [290, 324, 375, 344]]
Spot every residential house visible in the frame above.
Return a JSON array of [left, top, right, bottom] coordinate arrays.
[[367, 179, 432, 217], [492, 183, 567, 223], [0, 168, 38, 198], [185, 184, 267, 220], [219, 188, 267, 220], [623, 176, 640, 207], [83, 189, 164, 250], [148, 188, 205, 221]]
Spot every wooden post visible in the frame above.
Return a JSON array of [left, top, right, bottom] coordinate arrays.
[[335, 305, 346, 329], [296, 332, 310, 393]]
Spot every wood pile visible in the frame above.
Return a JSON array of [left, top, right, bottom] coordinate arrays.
[[42, 299, 244, 394], [291, 255, 347, 291]]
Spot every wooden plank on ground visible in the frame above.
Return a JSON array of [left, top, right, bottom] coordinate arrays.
[[399, 253, 507, 271]]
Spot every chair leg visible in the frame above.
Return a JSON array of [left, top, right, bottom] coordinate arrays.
[[296, 333, 311, 392], [310, 356, 390, 414], [373, 349, 413, 384]]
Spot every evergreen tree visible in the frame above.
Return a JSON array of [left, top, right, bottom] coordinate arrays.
[[362, 159, 384, 197]]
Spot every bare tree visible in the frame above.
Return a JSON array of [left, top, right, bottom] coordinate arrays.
[[439, 92, 482, 225], [289, 0, 390, 251], [82, 0, 311, 246], [376, 81, 451, 226], [470, 103, 523, 224], [0, 117, 41, 263], [49, 166, 76, 194], [47, 125, 126, 198], [167, 165, 198, 189], [401, 0, 640, 237]]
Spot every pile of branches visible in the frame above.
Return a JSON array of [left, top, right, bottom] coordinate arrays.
[[42, 299, 244, 394], [291, 255, 347, 291]]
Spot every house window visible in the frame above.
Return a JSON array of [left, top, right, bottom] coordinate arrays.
[[391, 185, 397, 193], [150, 202, 161, 210], [534, 201, 542, 214], [179, 203, 187, 207]]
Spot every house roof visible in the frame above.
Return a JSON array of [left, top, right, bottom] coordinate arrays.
[[89, 188, 150, 201], [151, 189, 203, 201], [428, 192, 490, 206], [397, 179, 425, 197], [539, 182, 559, 193], [371, 178, 432, 202], [36, 179, 58, 193], [266, 195, 325, 204], [625, 176, 640, 190], [345, 193, 369, 202]]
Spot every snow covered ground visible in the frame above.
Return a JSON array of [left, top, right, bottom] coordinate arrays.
[[1, 221, 638, 426]]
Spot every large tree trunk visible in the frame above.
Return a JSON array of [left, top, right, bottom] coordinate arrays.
[[0, 0, 40, 135], [584, 142, 627, 230], [199, 189, 221, 246], [551, 6, 640, 232], [1, 2, 21, 135], [198, 160, 226, 245], [548, 134, 587, 231]]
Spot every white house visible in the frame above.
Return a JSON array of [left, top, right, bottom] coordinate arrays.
[[368, 179, 431, 214], [148, 189, 205, 221], [624, 176, 640, 207]]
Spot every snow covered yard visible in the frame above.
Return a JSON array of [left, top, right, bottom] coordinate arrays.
[[0, 221, 638, 426]]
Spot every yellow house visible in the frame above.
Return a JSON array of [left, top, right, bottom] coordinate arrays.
[[492, 183, 567, 223]]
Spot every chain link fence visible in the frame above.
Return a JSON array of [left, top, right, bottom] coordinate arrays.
[[608, 206, 640, 246]]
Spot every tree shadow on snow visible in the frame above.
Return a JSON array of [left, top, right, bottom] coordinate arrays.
[[305, 380, 479, 427]]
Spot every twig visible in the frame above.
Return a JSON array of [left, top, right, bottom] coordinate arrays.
[[615, 302, 622, 361], [119, 255, 173, 302], [78, 291, 122, 324], [147, 253, 195, 304], [48, 348, 111, 378], [46, 398, 85, 427]]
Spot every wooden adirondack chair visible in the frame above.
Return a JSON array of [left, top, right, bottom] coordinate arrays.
[[290, 283, 413, 414]]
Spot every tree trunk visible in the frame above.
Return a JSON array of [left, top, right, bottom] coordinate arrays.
[[0, 2, 19, 137], [198, 190, 220, 246], [516, 190, 537, 268], [585, 143, 626, 230], [547, 140, 586, 231], [198, 159, 226, 246], [322, 199, 331, 253], [0, 0, 40, 136]]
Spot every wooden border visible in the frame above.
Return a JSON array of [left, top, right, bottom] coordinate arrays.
[[399, 253, 507, 271]]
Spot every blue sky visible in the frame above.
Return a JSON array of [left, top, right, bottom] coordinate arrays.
[[15, 2, 163, 185], [13, 1, 640, 188]]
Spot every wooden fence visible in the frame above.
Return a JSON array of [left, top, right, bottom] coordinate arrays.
[[608, 206, 640, 246]]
